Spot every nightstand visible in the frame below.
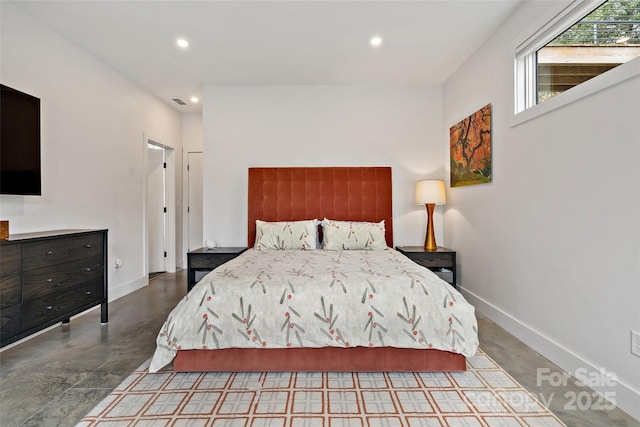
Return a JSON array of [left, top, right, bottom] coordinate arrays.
[[186, 247, 247, 292], [396, 246, 457, 288]]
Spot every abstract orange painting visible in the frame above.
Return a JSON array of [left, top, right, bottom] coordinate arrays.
[[450, 103, 492, 187]]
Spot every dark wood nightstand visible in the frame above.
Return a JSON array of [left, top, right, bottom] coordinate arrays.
[[186, 247, 247, 292], [396, 246, 457, 288]]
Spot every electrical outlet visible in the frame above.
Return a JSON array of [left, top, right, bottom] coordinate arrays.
[[632, 330, 640, 358]]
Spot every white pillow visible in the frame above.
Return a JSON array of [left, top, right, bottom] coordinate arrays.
[[322, 218, 387, 250], [255, 219, 318, 250]]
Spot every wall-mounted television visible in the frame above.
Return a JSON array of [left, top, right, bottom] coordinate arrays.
[[0, 84, 41, 195]]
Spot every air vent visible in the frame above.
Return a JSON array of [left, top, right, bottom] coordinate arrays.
[[172, 98, 187, 106]]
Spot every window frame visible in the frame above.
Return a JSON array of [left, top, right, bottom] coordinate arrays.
[[512, 0, 640, 126]]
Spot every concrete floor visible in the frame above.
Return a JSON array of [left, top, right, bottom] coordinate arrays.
[[0, 270, 637, 426]]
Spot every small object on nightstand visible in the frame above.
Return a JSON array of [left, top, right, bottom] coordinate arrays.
[[396, 246, 457, 288], [186, 247, 247, 292]]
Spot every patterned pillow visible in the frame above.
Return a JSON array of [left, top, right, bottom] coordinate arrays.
[[322, 218, 387, 250], [255, 219, 318, 250]]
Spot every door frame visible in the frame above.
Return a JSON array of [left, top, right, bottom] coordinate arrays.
[[143, 133, 176, 276], [186, 151, 203, 253], [147, 142, 166, 273]]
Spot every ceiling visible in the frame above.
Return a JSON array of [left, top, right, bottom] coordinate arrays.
[[11, 0, 524, 113]]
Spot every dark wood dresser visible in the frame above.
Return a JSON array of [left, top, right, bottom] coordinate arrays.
[[0, 229, 108, 347]]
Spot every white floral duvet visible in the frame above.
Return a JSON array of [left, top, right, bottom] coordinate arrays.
[[149, 248, 479, 372]]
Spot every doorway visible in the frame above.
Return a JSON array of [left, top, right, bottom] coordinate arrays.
[[144, 135, 177, 280], [147, 143, 166, 277]]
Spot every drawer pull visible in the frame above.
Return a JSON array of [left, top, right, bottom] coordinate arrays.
[[85, 244, 92, 249], [85, 268, 92, 272], [46, 278, 53, 283], [85, 291, 92, 295], [46, 250, 53, 256], [45, 305, 53, 310]]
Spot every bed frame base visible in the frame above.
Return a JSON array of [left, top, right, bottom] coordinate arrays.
[[174, 347, 466, 372]]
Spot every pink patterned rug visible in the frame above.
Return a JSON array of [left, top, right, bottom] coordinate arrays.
[[76, 349, 565, 426]]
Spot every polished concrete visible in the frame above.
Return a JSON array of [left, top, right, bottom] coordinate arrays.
[[0, 271, 637, 426]]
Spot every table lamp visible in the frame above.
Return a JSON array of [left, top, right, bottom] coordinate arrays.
[[415, 180, 446, 251]]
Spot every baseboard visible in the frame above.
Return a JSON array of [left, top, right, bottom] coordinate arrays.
[[109, 275, 149, 302], [459, 286, 640, 422]]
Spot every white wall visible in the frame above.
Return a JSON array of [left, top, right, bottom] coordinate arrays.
[[443, 1, 640, 419], [0, 2, 183, 300], [202, 85, 444, 247]]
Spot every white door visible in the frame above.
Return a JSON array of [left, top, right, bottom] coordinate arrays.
[[148, 144, 166, 273], [187, 152, 203, 251]]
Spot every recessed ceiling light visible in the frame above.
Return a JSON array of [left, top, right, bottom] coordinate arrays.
[[190, 96, 199, 103], [176, 38, 189, 49], [370, 36, 382, 47]]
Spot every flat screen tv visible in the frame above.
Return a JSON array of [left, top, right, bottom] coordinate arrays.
[[0, 84, 41, 195]]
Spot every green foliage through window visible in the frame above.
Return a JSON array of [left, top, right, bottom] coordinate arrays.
[[549, 1, 640, 46], [535, 1, 640, 103]]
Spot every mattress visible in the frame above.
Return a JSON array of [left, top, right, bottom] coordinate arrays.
[[149, 248, 479, 372]]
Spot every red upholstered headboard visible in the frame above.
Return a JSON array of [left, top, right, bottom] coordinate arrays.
[[248, 167, 393, 248]]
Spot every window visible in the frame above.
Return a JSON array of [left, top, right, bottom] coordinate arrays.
[[515, 0, 640, 115]]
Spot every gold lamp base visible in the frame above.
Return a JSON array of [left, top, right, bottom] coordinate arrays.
[[424, 203, 437, 251]]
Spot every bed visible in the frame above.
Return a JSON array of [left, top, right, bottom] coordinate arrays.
[[149, 167, 478, 373]]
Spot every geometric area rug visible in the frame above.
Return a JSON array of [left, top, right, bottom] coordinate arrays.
[[76, 349, 566, 427]]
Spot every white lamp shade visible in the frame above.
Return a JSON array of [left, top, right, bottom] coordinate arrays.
[[415, 180, 446, 205]]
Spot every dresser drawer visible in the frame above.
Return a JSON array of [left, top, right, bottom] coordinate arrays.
[[22, 233, 103, 271], [22, 255, 104, 301], [0, 244, 21, 278], [22, 279, 104, 330], [0, 303, 21, 341], [0, 274, 21, 308]]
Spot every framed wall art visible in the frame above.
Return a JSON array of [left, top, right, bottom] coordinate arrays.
[[449, 103, 492, 187]]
